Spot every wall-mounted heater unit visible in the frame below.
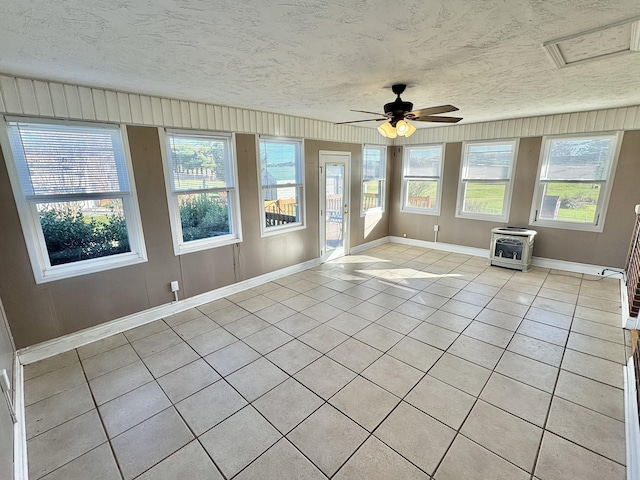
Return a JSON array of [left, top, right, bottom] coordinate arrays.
[[490, 227, 537, 272]]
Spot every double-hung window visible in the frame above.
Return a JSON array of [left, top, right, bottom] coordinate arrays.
[[258, 137, 305, 235], [530, 133, 621, 232], [163, 130, 241, 254], [456, 140, 518, 221], [362, 145, 386, 215], [1, 118, 146, 283], [401, 144, 444, 215]]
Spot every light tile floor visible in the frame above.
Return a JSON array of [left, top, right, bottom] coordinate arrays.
[[23, 244, 631, 480]]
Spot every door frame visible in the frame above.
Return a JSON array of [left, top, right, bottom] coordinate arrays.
[[319, 150, 351, 261]]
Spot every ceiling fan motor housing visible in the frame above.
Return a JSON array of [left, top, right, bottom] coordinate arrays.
[[384, 84, 412, 124], [384, 100, 413, 123]]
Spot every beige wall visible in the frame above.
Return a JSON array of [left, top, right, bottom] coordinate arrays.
[[390, 132, 640, 267], [4, 122, 636, 348], [0, 128, 388, 348]]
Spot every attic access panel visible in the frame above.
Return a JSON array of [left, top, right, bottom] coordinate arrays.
[[544, 16, 640, 68]]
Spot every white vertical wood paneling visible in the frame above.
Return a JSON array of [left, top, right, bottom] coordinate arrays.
[[2, 75, 640, 146], [213, 105, 222, 129], [78, 86, 95, 120], [117, 93, 132, 123], [628, 106, 640, 129], [151, 97, 163, 125], [32, 81, 53, 117], [140, 95, 153, 125], [92, 89, 109, 121], [222, 106, 231, 132], [604, 109, 616, 131], [179, 101, 190, 128], [229, 108, 238, 132], [63, 85, 82, 118], [16, 79, 38, 115], [104, 90, 120, 122], [614, 108, 627, 131], [594, 110, 607, 131], [160, 98, 172, 126], [170, 100, 181, 128], [205, 104, 215, 130], [129, 94, 143, 125], [49, 83, 68, 118], [0, 76, 21, 113], [188, 102, 199, 129], [197, 104, 207, 130]]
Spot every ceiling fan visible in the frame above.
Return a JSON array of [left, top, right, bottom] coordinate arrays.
[[336, 84, 462, 138]]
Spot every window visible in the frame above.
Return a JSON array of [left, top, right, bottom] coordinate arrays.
[[257, 137, 305, 235], [361, 145, 386, 215], [530, 133, 621, 232], [456, 140, 518, 221], [162, 130, 241, 254], [401, 144, 444, 215], [1, 118, 146, 283]]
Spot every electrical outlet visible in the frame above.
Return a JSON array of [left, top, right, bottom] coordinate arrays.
[[433, 225, 440, 232], [170, 281, 179, 292]]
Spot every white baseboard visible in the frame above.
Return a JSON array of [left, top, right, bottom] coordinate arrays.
[[389, 236, 488, 257], [350, 236, 390, 254], [388, 236, 617, 276], [17, 257, 321, 366], [13, 355, 27, 480], [531, 257, 621, 277], [624, 356, 640, 480]]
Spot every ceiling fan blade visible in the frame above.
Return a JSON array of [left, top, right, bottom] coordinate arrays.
[[412, 115, 463, 123], [406, 105, 459, 118], [350, 109, 391, 117], [334, 118, 388, 125]]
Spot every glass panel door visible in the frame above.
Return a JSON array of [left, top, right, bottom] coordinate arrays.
[[319, 151, 350, 261], [325, 163, 345, 255]]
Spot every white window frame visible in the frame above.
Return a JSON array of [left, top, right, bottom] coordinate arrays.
[[160, 128, 242, 255], [400, 144, 445, 216], [0, 117, 147, 284], [529, 132, 622, 233], [361, 145, 387, 216], [455, 139, 519, 222], [257, 136, 306, 237]]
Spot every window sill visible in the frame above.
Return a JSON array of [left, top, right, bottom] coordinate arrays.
[[529, 219, 605, 233], [261, 222, 306, 238], [456, 212, 509, 223], [35, 252, 148, 284], [361, 208, 385, 217], [400, 206, 440, 216], [175, 234, 243, 256]]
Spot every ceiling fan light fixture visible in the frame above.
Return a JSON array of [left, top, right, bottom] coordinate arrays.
[[378, 121, 397, 138], [396, 120, 416, 137]]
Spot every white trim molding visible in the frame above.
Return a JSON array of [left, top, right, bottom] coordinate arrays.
[[13, 355, 27, 480], [624, 356, 640, 480], [17, 257, 321, 365], [0, 74, 385, 146]]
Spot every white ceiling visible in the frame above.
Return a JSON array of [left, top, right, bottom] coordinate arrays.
[[1, 1, 640, 128]]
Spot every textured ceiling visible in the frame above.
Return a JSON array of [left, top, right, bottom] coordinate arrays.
[[1, 1, 640, 128]]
